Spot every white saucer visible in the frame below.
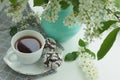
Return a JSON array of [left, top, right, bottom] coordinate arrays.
[[3, 47, 51, 75]]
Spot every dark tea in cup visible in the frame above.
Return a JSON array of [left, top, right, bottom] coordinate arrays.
[[15, 36, 42, 53], [11, 30, 45, 64]]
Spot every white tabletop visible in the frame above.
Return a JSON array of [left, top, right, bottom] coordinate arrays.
[[29, 1, 120, 80]]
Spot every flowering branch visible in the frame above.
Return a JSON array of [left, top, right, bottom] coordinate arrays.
[[1, 0, 120, 61], [107, 9, 120, 22], [64, 39, 98, 80]]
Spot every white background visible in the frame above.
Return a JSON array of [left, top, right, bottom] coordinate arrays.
[[29, 0, 120, 80]]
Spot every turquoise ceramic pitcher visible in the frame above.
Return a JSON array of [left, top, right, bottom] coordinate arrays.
[[41, 6, 81, 42]]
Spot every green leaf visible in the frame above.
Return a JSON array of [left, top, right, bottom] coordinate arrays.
[[99, 20, 117, 33], [70, 0, 79, 15], [59, 1, 69, 10], [9, 0, 17, 5], [33, 0, 49, 6], [64, 51, 80, 62], [85, 48, 96, 59], [97, 27, 120, 60], [10, 27, 17, 37], [78, 39, 87, 47], [73, 5, 79, 15]]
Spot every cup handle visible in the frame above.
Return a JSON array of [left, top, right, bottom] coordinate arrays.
[[6, 49, 18, 63]]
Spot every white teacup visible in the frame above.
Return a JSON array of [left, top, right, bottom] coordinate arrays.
[[11, 30, 45, 64]]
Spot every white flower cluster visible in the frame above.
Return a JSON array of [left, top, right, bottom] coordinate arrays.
[[78, 0, 104, 42], [42, 0, 120, 42], [12, 12, 41, 30], [1, 0, 119, 41], [105, 0, 118, 12], [63, 11, 80, 28], [78, 0, 119, 42], [5, 0, 28, 23], [78, 52, 98, 80], [42, 0, 61, 23]]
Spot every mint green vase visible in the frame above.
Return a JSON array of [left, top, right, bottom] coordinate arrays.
[[41, 6, 81, 42]]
